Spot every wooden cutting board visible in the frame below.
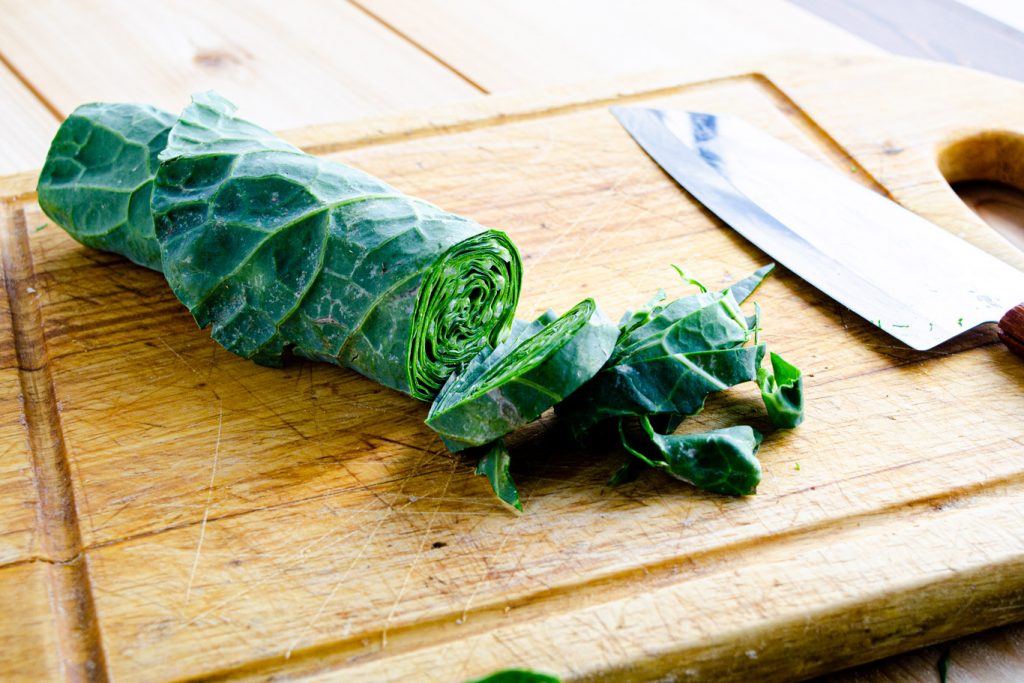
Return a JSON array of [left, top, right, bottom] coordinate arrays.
[[2, 53, 1023, 683]]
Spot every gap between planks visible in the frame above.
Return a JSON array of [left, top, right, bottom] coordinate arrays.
[[347, 0, 490, 94], [1, 204, 108, 683]]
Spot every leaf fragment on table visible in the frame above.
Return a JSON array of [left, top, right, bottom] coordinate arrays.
[[427, 298, 618, 451], [620, 416, 763, 495], [466, 670, 560, 683], [475, 440, 522, 512], [757, 351, 805, 428]]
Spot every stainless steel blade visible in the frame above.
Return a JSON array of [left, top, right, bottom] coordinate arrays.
[[611, 106, 1024, 350]]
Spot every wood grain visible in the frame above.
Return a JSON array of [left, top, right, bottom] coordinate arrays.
[[789, 0, 1024, 82], [0, 562, 64, 681], [819, 621, 1024, 683], [2, 205, 106, 681], [355, 0, 879, 92], [3, 53, 1024, 681], [0, 0, 480, 132], [0, 206, 38, 567], [0, 63, 58, 175]]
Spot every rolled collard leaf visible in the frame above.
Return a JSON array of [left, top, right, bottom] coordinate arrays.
[[427, 298, 619, 451], [620, 417, 763, 496], [559, 286, 765, 438], [758, 351, 805, 428], [37, 103, 176, 270], [37, 92, 522, 400]]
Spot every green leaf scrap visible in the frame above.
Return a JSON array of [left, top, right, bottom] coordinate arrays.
[[620, 417, 763, 495], [427, 298, 618, 451], [466, 670, 560, 683], [757, 351, 805, 428], [474, 440, 522, 512], [558, 286, 764, 439]]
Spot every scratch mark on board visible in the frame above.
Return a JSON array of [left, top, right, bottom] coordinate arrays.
[[380, 456, 458, 648], [282, 448, 433, 659], [185, 400, 223, 606]]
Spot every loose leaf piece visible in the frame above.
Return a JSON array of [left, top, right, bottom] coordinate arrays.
[[758, 351, 805, 428], [37, 92, 523, 400], [559, 285, 764, 438], [475, 440, 522, 512], [466, 670, 561, 683], [427, 299, 618, 451], [620, 417, 763, 496], [560, 265, 802, 497], [726, 263, 775, 304]]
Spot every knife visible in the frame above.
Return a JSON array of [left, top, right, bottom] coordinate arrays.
[[610, 106, 1024, 356]]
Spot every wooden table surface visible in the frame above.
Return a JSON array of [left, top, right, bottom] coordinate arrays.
[[0, 1, 1021, 681]]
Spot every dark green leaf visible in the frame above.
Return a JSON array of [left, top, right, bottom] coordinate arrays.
[[466, 670, 560, 683], [757, 351, 805, 428], [620, 417, 762, 495], [726, 263, 774, 304], [427, 298, 618, 451], [37, 102, 177, 270], [559, 287, 764, 438], [475, 440, 522, 512], [608, 456, 643, 486]]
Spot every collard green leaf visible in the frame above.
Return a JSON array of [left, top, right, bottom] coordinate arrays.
[[726, 263, 774, 304], [475, 440, 522, 512], [559, 286, 764, 438], [37, 103, 176, 270], [620, 417, 762, 495], [758, 351, 805, 428], [608, 456, 643, 486], [466, 670, 560, 683], [427, 298, 618, 451]]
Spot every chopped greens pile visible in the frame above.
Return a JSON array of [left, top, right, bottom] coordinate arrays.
[[38, 92, 804, 512]]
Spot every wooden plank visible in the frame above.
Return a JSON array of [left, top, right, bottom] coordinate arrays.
[[6, 53, 1024, 679], [0, 0, 481, 132], [354, 0, 879, 92], [0, 64, 58, 175], [0, 562, 64, 682], [790, 0, 1024, 82], [1, 205, 106, 679], [817, 622, 1024, 683], [957, 182, 1024, 252], [79, 347, 1024, 681]]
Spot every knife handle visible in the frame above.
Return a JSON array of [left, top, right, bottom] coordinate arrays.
[[999, 304, 1024, 358]]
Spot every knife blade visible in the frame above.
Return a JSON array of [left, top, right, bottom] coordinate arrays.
[[610, 106, 1024, 353]]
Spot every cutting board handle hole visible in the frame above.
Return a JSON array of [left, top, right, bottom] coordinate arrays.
[[938, 132, 1024, 253]]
